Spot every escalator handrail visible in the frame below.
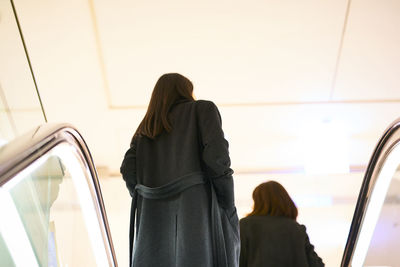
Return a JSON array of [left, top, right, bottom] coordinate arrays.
[[0, 123, 118, 267], [341, 117, 400, 267]]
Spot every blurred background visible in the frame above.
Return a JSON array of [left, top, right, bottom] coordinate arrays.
[[1, 0, 400, 266]]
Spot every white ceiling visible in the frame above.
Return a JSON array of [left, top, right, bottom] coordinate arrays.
[[333, 0, 400, 100], [7, 0, 400, 173], [90, 0, 400, 106], [93, 0, 348, 106]]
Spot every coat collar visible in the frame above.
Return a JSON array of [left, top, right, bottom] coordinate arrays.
[[173, 98, 193, 106]]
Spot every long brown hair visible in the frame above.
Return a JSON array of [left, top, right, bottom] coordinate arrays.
[[247, 181, 298, 220], [134, 73, 194, 140]]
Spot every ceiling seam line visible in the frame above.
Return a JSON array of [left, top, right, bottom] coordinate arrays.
[[88, 0, 113, 108], [329, 0, 352, 101], [10, 0, 47, 123]]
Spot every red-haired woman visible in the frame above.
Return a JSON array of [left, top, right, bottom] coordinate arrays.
[[121, 73, 239, 267], [239, 181, 324, 267]]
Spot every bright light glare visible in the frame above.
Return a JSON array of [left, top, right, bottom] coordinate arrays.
[[52, 143, 109, 267], [301, 120, 350, 174], [0, 138, 8, 147], [351, 144, 400, 267], [0, 187, 39, 267], [2, 155, 48, 191], [292, 195, 333, 207]]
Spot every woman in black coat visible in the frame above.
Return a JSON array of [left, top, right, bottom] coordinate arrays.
[[120, 73, 240, 267], [239, 181, 324, 267]]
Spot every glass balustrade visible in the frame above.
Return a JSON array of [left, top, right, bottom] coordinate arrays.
[[342, 118, 400, 267], [0, 124, 117, 267]]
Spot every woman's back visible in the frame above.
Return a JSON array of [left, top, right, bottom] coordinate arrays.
[[240, 215, 316, 267], [135, 99, 203, 187], [239, 181, 324, 267]]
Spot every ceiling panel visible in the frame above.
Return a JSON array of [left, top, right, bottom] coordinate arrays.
[[93, 0, 348, 106], [14, 0, 109, 122], [333, 0, 400, 100]]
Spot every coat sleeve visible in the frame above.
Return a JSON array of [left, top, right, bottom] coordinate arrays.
[[197, 100, 235, 209], [120, 137, 138, 197], [301, 225, 325, 267]]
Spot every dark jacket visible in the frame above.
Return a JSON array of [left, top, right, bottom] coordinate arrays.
[[121, 99, 240, 267], [239, 215, 324, 267]]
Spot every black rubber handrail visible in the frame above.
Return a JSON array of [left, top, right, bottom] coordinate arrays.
[[0, 123, 118, 267], [341, 117, 400, 266]]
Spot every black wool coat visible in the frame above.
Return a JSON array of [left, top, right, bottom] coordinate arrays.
[[120, 99, 240, 267], [239, 215, 324, 267]]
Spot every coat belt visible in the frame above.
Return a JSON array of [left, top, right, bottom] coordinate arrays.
[[135, 172, 206, 199], [129, 172, 229, 267]]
